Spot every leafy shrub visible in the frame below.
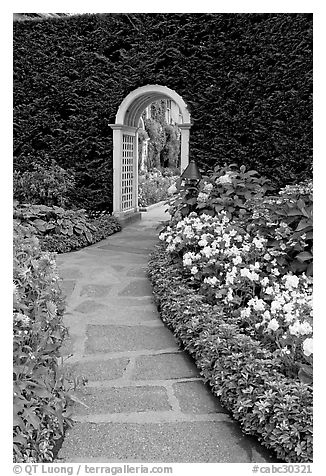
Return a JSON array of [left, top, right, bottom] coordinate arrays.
[[147, 244, 313, 463], [161, 167, 180, 177], [39, 213, 121, 253], [169, 167, 312, 276], [160, 124, 181, 169], [169, 163, 272, 223], [13, 203, 121, 253], [145, 113, 167, 170], [13, 160, 75, 208], [13, 203, 95, 240], [13, 222, 80, 462], [13, 203, 121, 252], [245, 181, 313, 275], [138, 169, 179, 207]]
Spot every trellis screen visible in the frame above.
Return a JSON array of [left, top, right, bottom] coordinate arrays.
[[121, 134, 134, 211]]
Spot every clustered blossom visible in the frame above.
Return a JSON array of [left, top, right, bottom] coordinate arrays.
[[279, 181, 312, 197], [302, 338, 313, 357], [196, 182, 215, 204], [197, 192, 210, 203], [243, 272, 313, 359], [215, 173, 233, 184], [159, 211, 313, 364], [13, 312, 30, 327]]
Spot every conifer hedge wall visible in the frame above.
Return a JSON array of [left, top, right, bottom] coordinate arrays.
[[13, 13, 312, 212]]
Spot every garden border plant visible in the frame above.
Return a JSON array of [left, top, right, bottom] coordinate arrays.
[[14, 203, 121, 254], [147, 244, 312, 463], [13, 223, 87, 462], [152, 168, 313, 462]]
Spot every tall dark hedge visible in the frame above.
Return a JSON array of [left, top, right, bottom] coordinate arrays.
[[13, 13, 312, 212]]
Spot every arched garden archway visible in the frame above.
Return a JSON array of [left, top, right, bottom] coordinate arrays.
[[109, 85, 191, 218]]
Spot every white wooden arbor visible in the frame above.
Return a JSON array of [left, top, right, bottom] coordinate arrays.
[[109, 85, 191, 218]]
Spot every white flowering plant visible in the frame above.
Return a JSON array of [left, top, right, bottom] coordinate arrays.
[[159, 209, 313, 383], [245, 180, 312, 276], [168, 163, 273, 224], [160, 211, 282, 305], [239, 272, 313, 381], [148, 246, 313, 462]]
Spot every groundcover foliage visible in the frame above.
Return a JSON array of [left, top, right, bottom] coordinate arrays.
[[13, 223, 83, 462], [148, 246, 312, 462], [14, 203, 121, 253], [14, 13, 312, 211]]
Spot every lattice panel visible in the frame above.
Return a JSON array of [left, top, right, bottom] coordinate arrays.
[[121, 134, 134, 211]]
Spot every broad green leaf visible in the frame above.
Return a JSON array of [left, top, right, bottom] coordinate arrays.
[[306, 262, 313, 276], [296, 219, 312, 232], [46, 223, 56, 230], [23, 408, 41, 429], [85, 231, 93, 243], [13, 434, 27, 445], [296, 251, 313, 262], [298, 365, 313, 385]]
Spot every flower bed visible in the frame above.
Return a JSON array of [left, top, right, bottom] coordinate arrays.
[[148, 244, 313, 462], [14, 204, 121, 254], [150, 170, 313, 462], [138, 169, 179, 207], [159, 212, 313, 381], [13, 223, 84, 462]]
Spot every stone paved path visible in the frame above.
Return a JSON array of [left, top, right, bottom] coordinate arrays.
[[57, 206, 276, 463]]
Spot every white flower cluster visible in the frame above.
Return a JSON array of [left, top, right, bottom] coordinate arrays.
[[159, 211, 313, 361], [197, 192, 210, 203], [245, 272, 313, 357], [159, 212, 270, 308], [13, 312, 31, 327], [215, 173, 233, 185], [196, 182, 214, 204]]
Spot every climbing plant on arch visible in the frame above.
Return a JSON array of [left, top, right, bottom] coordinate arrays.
[[13, 13, 312, 213]]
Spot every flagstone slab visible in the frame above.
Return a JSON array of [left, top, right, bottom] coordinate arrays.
[[80, 284, 113, 298], [77, 306, 160, 323], [81, 269, 122, 283], [132, 353, 199, 380], [60, 280, 76, 299], [85, 325, 178, 354], [126, 268, 147, 278], [173, 381, 228, 414], [111, 265, 126, 272], [67, 358, 130, 381], [74, 300, 110, 314], [107, 297, 154, 307], [98, 244, 149, 255], [73, 386, 171, 415], [59, 421, 273, 463], [59, 267, 83, 279], [118, 280, 153, 297]]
